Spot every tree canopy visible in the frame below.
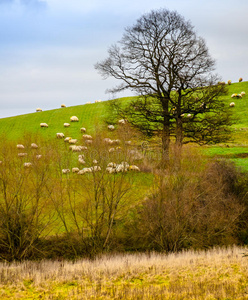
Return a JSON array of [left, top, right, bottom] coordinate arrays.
[[95, 8, 232, 163]]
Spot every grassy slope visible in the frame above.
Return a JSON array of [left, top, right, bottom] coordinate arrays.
[[1, 82, 248, 166]]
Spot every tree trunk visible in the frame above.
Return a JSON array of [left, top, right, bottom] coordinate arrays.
[[161, 118, 170, 167], [175, 117, 184, 149]]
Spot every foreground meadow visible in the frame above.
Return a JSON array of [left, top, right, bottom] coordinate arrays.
[[0, 246, 248, 299]]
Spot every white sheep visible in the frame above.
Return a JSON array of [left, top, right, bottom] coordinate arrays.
[[241, 91, 246, 97], [95, 99, 102, 103], [86, 101, 91, 104], [129, 165, 140, 172], [64, 137, 72, 142], [187, 114, 192, 118], [85, 139, 93, 145], [107, 162, 116, 168], [78, 168, 92, 175], [70, 116, 79, 122], [31, 143, 38, 149], [78, 157, 86, 164], [68, 139, 77, 144], [69, 145, 86, 152], [118, 119, 126, 125], [109, 148, 116, 153], [17, 144, 25, 149], [106, 167, 115, 174], [82, 134, 93, 140], [61, 104, 66, 108], [230, 102, 235, 107], [80, 127, 86, 133], [91, 166, 101, 172], [72, 167, 80, 173], [36, 108, 42, 112], [108, 125, 115, 131], [125, 141, 132, 145], [24, 162, 32, 168], [112, 139, 120, 145], [64, 123, 70, 127], [56, 133, 65, 139], [93, 159, 98, 164], [40, 123, 48, 128], [18, 153, 28, 157], [103, 138, 113, 145], [36, 155, 42, 159], [62, 169, 70, 174]]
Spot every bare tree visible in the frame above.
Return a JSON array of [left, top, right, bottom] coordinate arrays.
[[95, 8, 232, 164]]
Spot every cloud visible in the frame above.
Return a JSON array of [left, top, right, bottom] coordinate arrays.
[[20, 0, 47, 9]]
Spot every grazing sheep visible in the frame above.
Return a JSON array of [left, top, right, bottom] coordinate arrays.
[[93, 159, 98, 164], [80, 127, 86, 133], [86, 101, 91, 104], [231, 94, 237, 98], [180, 114, 185, 117], [64, 137, 72, 142], [68, 139, 77, 144], [82, 134, 93, 140], [69, 145, 86, 152], [187, 114, 192, 118], [72, 167, 80, 173], [109, 148, 116, 153], [17, 144, 25, 149], [108, 125, 115, 131], [125, 141, 132, 145], [24, 162, 32, 168], [85, 139, 93, 145], [112, 139, 120, 145], [230, 102, 235, 107], [107, 162, 116, 168], [239, 78, 243, 82], [36, 108, 42, 112], [91, 166, 101, 172], [62, 169, 70, 174], [227, 80, 232, 85], [61, 104, 66, 108], [241, 91, 246, 97], [103, 138, 113, 145], [78, 157, 86, 164], [18, 153, 28, 157], [118, 119, 126, 125], [64, 123, 70, 127], [31, 143, 38, 149], [129, 165, 140, 172], [106, 167, 115, 174], [78, 168, 92, 175], [36, 155, 42, 159], [70, 116, 79, 122], [95, 99, 102, 103], [56, 133, 65, 139], [40, 123, 48, 128]]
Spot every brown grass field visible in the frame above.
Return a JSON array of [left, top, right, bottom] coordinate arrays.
[[0, 245, 248, 299]]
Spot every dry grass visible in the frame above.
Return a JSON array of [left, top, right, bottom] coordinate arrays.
[[0, 246, 248, 299]]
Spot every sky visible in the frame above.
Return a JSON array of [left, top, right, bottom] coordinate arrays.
[[0, 0, 248, 118]]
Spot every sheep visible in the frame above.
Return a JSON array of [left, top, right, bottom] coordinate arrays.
[[80, 127, 86, 133], [86, 101, 91, 104], [227, 80, 232, 85], [93, 159, 98, 164], [61, 104, 66, 108], [17, 144, 25, 149], [118, 119, 126, 125], [231, 94, 237, 98], [72, 167, 80, 173], [239, 78, 243, 82], [91, 166, 101, 172], [70, 116, 79, 122], [82, 134, 93, 140], [230, 102, 235, 107], [218, 81, 225, 85], [108, 125, 115, 131], [68, 139, 77, 144], [129, 165, 140, 172], [31, 143, 38, 149], [112, 139, 120, 145], [24, 162, 32, 168], [56, 133, 65, 139], [69, 145, 86, 152], [109, 148, 116, 153], [107, 162, 116, 168], [64, 137, 72, 142], [36, 155, 42, 159], [95, 100, 102, 103], [106, 167, 115, 174], [78, 157, 86, 164], [85, 139, 93, 145], [241, 91, 246, 97], [125, 141, 132, 145], [103, 138, 113, 145], [36, 108, 42, 112], [40, 123, 48, 128], [18, 153, 28, 157], [62, 169, 70, 174], [187, 114, 192, 118], [64, 123, 70, 127], [78, 168, 92, 175]]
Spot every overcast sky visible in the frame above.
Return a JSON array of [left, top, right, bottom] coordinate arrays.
[[0, 0, 247, 118]]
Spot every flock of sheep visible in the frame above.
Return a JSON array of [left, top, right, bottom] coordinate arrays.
[[26, 112, 140, 175]]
